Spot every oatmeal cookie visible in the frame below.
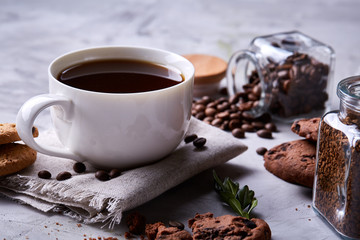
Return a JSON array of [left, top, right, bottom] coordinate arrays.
[[0, 143, 37, 176], [0, 123, 39, 145]]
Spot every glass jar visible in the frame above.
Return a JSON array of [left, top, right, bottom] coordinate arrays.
[[226, 31, 335, 120], [313, 75, 360, 239]]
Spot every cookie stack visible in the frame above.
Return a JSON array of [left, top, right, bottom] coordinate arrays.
[[0, 123, 38, 177], [263, 118, 320, 188]]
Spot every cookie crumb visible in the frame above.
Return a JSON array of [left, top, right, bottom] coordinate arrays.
[[124, 232, 134, 239]]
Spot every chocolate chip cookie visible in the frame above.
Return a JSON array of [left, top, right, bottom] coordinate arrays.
[[291, 117, 320, 142], [188, 212, 271, 240], [0, 123, 39, 145], [0, 143, 37, 176], [264, 139, 316, 188]]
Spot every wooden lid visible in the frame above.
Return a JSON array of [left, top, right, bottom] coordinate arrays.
[[183, 54, 227, 85]]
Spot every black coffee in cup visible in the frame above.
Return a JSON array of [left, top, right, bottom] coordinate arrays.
[[57, 59, 184, 93]]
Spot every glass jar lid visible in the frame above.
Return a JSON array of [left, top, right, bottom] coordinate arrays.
[[337, 75, 360, 111]]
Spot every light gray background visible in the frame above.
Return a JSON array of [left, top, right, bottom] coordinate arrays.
[[1, 0, 359, 239]]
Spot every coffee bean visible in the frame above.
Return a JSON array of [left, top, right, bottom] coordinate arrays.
[[195, 112, 205, 120], [257, 129, 272, 139], [220, 121, 229, 130], [184, 134, 198, 143], [197, 96, 211, 105], [194, 104, 206, 112], [109, 169, 121, 178], [217, 102, 230, 112], [216, 111, 230, 119], [206, 102, 217, 108], [265, 122, 277, 132], [238, 102, 253, 111], [95, 170, 110, 181], [251, 121, 265, 130], [211, 118, 223, 127], [38, 170, 51, 179], [232, 128, 245, 138], [203, 116, 214, 123], [73, 162, 86, 173], [229, 119, 242, 130], [242, 124, 255, 132], [229, 112, 241, 120], [205, 108, 217, 117], [229, 94, 240, 104], [256, 147, 268, 156], [56, 171, 72, 181], [169, 220, 185, 230], [193, 137, 206, 148], [241, 111, 254, 120]]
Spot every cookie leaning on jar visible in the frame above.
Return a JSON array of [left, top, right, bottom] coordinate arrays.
[[263, 117, 320, 188]]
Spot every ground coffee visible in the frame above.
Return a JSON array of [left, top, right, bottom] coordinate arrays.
[[314, 110, 360, 238]]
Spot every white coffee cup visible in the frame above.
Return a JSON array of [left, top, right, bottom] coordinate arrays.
[[16, 46, 194, 169]]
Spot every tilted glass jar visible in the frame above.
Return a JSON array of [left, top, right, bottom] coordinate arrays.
[[313, 75, 360, 240], [227, 31, 335, 121]]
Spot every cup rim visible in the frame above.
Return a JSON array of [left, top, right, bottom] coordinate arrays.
[[48, 45, 195, 96]]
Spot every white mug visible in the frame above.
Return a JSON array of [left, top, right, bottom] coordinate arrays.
[[16, 46, 194, 169]]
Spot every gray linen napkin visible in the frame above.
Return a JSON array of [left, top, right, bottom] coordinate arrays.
[[0, 117, 247, 227]]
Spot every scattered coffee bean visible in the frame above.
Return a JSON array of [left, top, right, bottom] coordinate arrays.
[[169, 220, 185, 230], [256, 147, 268, 156], [193, 137, 206, 148], [109, 169, 121, 178], [73, 162, 86, 173], [232, 128, 245, 138], [184, 134, 198, 143], [38, 170, 51, 179], [56, 171, 72, 181], [265, 122, 277, 132], [95, 170, 110, 181], [251, 121, 265, 130], [257, 129, 272, 139]]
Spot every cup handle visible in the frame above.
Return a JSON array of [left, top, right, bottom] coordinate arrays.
[[16, 94, 83, 162], [226, 50, 266, 96]]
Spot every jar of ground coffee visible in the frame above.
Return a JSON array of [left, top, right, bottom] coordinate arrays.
[[226, 31, 335, 120], [313, 75, 360, 239]]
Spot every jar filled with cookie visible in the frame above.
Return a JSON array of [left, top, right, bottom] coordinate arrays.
[[226, 31, 335, 120], [313, 75, 360, 239]]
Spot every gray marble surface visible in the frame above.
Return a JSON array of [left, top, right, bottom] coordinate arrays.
[[1, 0, 360, 239]]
